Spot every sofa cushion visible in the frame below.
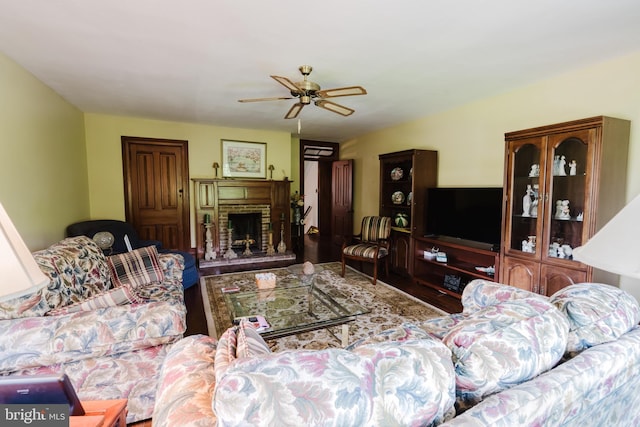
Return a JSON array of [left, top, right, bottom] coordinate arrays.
[[461, 279, 548, 315], [1, 236, 114, 320], [214, 335, 455, 427], [107, 246, 164, 288], [551, 282, 640, 353], [442, 297, 569, 407], [47, 284, 141, 316]]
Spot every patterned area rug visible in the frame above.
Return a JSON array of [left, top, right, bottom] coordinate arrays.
[[200, 262, 447, 351]]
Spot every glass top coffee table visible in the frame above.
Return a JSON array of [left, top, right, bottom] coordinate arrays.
[[222, 277, 369, 346]]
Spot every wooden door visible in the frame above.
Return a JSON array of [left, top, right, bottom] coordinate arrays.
[[122, 136, 190, 251], [331, 159, 353, 245]]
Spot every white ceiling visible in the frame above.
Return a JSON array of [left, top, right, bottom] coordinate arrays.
[[1, 1, 639, 142]]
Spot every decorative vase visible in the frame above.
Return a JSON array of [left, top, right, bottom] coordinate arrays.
[[394, 213, 409, 228], [294, 207, 302, 225]]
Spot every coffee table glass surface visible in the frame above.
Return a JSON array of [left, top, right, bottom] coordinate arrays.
[[222, 273, 369, 342]]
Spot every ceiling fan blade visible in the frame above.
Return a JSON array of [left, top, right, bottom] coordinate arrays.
[[316, 86, 367, 98], [271, 75, 300, 93], [285, 103, 305, 119], [238, 96, 294, 103], [314, 100, 355, 117]]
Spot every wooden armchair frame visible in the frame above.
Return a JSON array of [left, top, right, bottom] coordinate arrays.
[[341, 216, 392, 285]]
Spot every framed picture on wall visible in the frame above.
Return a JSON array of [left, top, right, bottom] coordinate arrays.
[[221, 140, 267, 179]]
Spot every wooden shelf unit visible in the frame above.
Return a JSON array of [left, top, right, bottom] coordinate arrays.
[[413, 236, 499, 298], [379, 149, 438, 276]]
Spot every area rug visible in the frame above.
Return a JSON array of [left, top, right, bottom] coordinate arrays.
[[200, 262, 447, 351]]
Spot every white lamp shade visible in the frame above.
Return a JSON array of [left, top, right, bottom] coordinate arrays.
[[0, 202, 49, 302], [573, 193, 640, 279]]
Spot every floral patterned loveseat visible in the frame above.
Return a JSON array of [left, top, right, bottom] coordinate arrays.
[[152, 279, 640, 426], [0, 236, 186, 423]]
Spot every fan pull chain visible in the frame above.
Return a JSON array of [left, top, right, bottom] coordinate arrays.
[[298, 118, 302, 134]]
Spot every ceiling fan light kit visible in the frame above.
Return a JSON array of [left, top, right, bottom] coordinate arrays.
[[239, 65, 366, 119]]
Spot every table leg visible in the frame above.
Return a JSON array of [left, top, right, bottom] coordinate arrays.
[[341, 324, 349, 347]]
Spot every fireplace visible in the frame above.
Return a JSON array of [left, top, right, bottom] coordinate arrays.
[[218, 204, 271, 254], [193, 178, 294, 269], [228, 212, 262, 251]]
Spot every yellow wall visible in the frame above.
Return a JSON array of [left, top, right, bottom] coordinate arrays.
[[343, 50, 640, 297], [0, 52, 88, 250], [344, 51, 640, 221], [83, 114, 293, 246]]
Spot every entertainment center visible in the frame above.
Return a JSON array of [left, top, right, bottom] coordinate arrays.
[[413, 186, 503, 296], [392, 115, 630, 300], [413, 235, 499, 297]]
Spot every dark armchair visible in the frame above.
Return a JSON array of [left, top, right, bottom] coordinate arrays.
[[341, 216, 392, 285], [66, 220, 199, 289]]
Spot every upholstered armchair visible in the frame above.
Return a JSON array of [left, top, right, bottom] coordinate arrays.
[[66, 219, 199, 289], [341, 216, 392, 285]]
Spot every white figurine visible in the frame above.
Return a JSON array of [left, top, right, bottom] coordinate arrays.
[[558, 155, 567, 176], [553, 155, 560, 175], [569, 160, 577, 176], [529, 184, 539, 218], [555, 200, 564, 219], [560, 200, 571, 219], [522, 185, 532, 217]]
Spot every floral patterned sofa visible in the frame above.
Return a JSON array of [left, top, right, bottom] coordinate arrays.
[[152, 279, 640, 426], [0, 236, 186, 423]]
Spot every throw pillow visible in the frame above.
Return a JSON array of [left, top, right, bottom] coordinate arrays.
[[107, 246, 164, 288], [551, 282, 640, 353], [47, 283, 140, 316], [442, 297, 569, 408]]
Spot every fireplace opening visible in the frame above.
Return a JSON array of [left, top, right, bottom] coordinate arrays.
[[228, 212, 262, 251]]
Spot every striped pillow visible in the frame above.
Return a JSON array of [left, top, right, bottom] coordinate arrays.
[[107, 246, 164, 288], [47, 283, 140, 316], [214, 321, 271, 380]]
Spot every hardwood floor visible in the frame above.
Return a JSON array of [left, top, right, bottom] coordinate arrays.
[[185, 233, 462, 337]]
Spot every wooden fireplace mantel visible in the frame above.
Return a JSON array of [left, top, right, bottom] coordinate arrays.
[[192, 178, 291, 263]]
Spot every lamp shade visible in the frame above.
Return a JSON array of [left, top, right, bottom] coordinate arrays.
[[0, 202, 49, 302], [573, 193, 640, 279]]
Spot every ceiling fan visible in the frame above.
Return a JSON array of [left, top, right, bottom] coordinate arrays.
[[238, 65, 367, 119]]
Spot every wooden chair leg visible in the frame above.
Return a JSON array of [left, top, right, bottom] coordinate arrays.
[[372, 259, 378, 285], [341, 257, 346, 277]]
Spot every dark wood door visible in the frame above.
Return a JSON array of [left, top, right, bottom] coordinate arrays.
[[122, 136, 190, 251], [331, 159, 353, 245]]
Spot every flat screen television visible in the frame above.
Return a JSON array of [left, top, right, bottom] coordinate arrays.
[[425, 187, 503, 249]]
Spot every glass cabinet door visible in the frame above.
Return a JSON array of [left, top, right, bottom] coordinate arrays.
[[505, 138, 544, 256], [543, 131, 590, 264]]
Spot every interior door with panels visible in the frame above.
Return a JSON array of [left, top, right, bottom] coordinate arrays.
[[122, 136, 190, 251]]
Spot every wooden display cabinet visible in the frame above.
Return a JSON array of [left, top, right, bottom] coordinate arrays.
[[413, 236, 500, 298], [500, 116, 630, 295], [379, 149, 438, 276]]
